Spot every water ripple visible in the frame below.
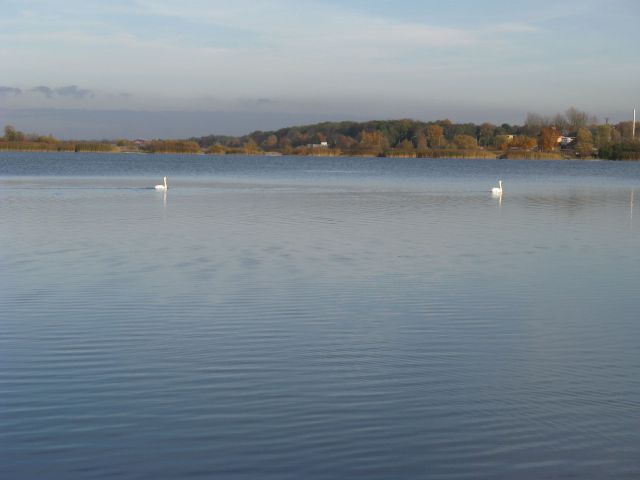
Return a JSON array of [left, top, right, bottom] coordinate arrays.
[[2, 154, 640, 479]]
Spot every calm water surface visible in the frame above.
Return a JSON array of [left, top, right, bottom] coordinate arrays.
[[1, 152, 639, 479]]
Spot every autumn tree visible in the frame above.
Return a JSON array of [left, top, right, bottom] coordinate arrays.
[[397, 139, 414, 151], [453, 123, 477, 137], [610, 127, 622, 144], [453, 134, 477, 150], [478, 123, 496, 147], [594, 125, 612, 149], [287, 130, 307, 147], [427, 124, 444, 148], [278, 137, 293, 154], [575, 127, 594, 158], [358, 130, 388, 150], [227, 137, 242, 148], [206, 144, 226, 154], [243, 138, 260, 154], [261, 134, 278, 149], [510, 135, 537, 150], [538, 127, 560, 152], [617, 121, 634, 141], [437, 119, 454, 139], [334, 134, 356, 150], [495, 135, 513, 150], [311, 132, 327, 144], [3, 125, 25, 142]]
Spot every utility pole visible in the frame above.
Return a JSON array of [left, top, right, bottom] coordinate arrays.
[[633, 108, 636, 140]]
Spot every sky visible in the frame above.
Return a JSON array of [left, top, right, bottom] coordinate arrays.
[[0, 0, 638, 138]]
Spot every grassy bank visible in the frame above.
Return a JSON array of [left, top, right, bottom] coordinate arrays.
[[0, 141, 115, 152], [500, 151, 565, 160]]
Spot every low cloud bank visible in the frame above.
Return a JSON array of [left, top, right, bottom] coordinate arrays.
[[0, 86, 22, 96], [29, 85, 93, 99]]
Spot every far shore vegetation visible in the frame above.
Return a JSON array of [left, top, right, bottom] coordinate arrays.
[[2, 107, 640, 161]]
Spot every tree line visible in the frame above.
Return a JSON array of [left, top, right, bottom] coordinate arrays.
[[0, 125, 115, 152], [191, 107, 640, 159], [2, 106, 640, 159], [190, 107, 640, 160]]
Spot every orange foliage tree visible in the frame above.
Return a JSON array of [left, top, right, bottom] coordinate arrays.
[[538, 127, 560, 152]]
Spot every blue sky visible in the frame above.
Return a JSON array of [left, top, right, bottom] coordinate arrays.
[[0, 0, 638, 137]]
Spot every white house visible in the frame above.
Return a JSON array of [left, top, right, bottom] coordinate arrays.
[[558, 136, 575, 147], [307, 141, 329, 148]]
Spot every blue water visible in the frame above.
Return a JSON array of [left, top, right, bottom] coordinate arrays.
[[1, 152, 640, 479]]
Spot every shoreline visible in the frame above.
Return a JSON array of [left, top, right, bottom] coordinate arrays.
[[0, 148, 615, 161]]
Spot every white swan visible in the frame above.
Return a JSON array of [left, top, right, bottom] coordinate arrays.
[[155, 176, 168, 191], [491, 180, 503, 196]]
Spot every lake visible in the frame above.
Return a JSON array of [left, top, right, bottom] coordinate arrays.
[[1, 152, 639, 479]]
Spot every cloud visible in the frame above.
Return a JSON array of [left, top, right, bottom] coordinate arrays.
[[30, 86, 54, 98], [55, 85, 93, 98], [29, 84, 93, 99], [136, 0, 479, 50], [1, 0, 635, 121], [0, 86, 22, 96]]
